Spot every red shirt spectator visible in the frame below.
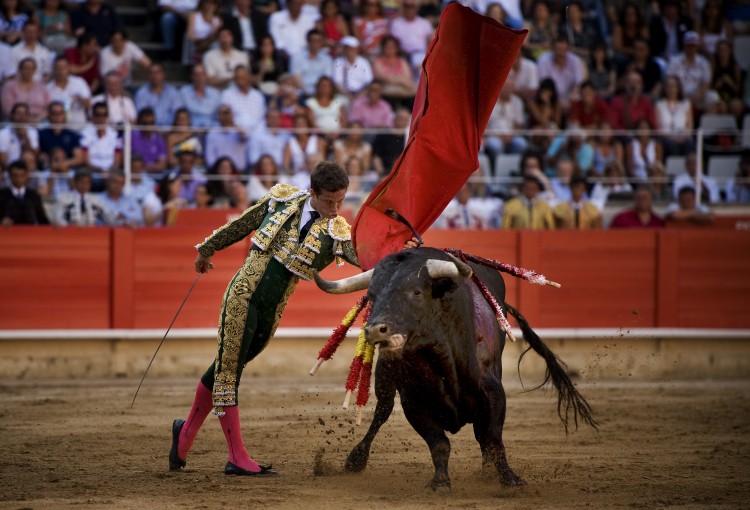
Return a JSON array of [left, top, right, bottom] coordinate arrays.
[[64, 33, 101, 92], [568, 81, 609, 129], [609, 71, 656, 130], [610, 186, 666, 228]]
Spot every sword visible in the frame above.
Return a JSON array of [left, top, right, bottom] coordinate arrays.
[[130, 273, 202, 408], [385, 208, 424, 247]]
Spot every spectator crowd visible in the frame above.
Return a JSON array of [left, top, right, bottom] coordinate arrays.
[[0, 0, 748, 229]]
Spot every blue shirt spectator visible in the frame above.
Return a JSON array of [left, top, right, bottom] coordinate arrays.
[[98, 171, 144, 226], [135, 63, 185, 126], [179, 64, 221, 127], [289, 29, 333, 96]]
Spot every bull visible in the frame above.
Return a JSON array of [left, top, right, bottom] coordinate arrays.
[[314, 247, 596, 490]]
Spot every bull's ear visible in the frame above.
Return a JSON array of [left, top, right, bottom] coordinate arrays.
[[431, 277, 458, 299]]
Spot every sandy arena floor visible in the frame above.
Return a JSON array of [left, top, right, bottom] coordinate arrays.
[[1, 375, 748, 509]]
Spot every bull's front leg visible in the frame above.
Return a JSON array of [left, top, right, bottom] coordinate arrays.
[[345, 357, 398, 472], [402, 405, 452, 491]]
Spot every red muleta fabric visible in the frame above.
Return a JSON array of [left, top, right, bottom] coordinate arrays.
[[352, 3, 527, 270]]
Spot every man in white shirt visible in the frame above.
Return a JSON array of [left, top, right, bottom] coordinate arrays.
[[202, 28, 250, 88], [269, 0, 318, 60], [220, 65, 266, 134], [507, 54, 539, 102], [289, 28, 332, 96], [11, 21, 54, 82], [390, 1, 434, 72], [205, 105, 249, 171], [666, 31, 716, 110], [99, 29, 152, 87], [80, 102, 123, 179], [484, 80, 528, 169], [0, 102, 39, 170], [91, 71, 137, 126], [537, 37, 587, 108], [46, 54, 92, 127], [247, 108, 289, 167], [672, 151, 721, 204], [332, 36, 373, 97]]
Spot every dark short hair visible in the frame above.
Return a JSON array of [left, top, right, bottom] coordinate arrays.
[[8, 160, 28, 173], [677, 186, 696, 198], [310, 161, 349, 194], [522, 175, 543, 189], [570, 176, 587, 188]]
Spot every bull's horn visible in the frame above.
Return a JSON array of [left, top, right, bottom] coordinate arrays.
[[426, 254, 473, 279], [313, 269, 374, 294]]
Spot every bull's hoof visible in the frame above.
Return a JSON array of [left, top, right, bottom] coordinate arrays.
[[344, 445, 370, 472], [499, 470, 526, 487], [427, 478, 451, 493]]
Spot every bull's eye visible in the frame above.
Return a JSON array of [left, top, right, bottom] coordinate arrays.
[[412, 289, 421, 296]]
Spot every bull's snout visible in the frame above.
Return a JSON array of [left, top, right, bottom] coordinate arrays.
[[365, 322, 391, 345]]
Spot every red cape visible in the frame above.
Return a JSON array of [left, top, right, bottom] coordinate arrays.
[[352, 3, 527, 270]]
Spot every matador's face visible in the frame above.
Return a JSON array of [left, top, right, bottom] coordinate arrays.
[[310, 188, 346, 219]]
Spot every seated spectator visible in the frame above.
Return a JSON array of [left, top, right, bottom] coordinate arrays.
[[99, 29, 152, 89], [697, 0, 733, 58], [202, 28, 249, 88], [655, 75, 694, 157], [246, 153, 283, 203], [222, 0, 257, 53], [251, 34, 290, 96], [372, 107, 409, 176], [0, 102, 39, 170], [609, 70, 656, 131], [0, 40, 13, 83], [1, 58, 50, 121], [352, 0, 388, 58], [64, 32, 101, 93], [620, 38, 663, 99], [665, 186, 715, 226], [484, 80, 528, 167], [507, 53, 539, 103], [36, 146, 75, 204], [625, 118, 663, 181], [70, 0, 122, 47], [11, 21, 53, 83], [553, 176, 601, 229], [501, 175, 555, 229], [155, 169, 186, 225], [157, 0, 198, 59], [46, 54, 91, 127], [515, 150, 554, 198], [282, 112, 326, 174], [227, 178, 250, 209], [0, 160, 49, 225], [53, 167, 110, 226], [339, 155, 373, 219], [527, 77, 563, 132], [440, 183, 490, 229], [589, 160, 633, 209], [711, 40, 744, 119], [131, 107, 168, 174], [191, 182, 213, 208], [725, 155, 750, 203], [333, 120, 372, 169], [39, 101, 84, 169], [548, 158, 581, 203], [547, 128, 593, 176], [305, 75, 347, 134], [610, 1, 649, 67], [268, 0, 319, 60], [179, 63, 221, 127], [80, 101, 122, 181], [609, 185, 665, 228], [371, 35, 416, 101], [666, 31, 717, 112], [672, 151, 721, 204], [389, 1, 433, 75], [184, 0, 221, 66], [247, 108, 290, 167], [91, 71, 137, 126], [523, 0, 556, 61], [648, 0, 693, 64], [315, 0, 350, 49], [589, 121, 623, 177], [170, 144, 206, 202], [568, 80, 609, 129], [220, 65, 266, 134], [290, 29, 332, 97], [348, 80, 394, 129], [587, 41, 615, 99], [97, 169, 144, 226], [206, 156, 240, 208], [537, 36, 587, 109], [36, 0, 76, 54], [560, 0, 600, 60], [126, 154, 160, 226], [332, 36, 373, 98], [269, 73, 306, 127], [0, 0, 31, 45], [205, 104, 248, 172], [165, 108, 201, 168], [135, 63, 185, 126]]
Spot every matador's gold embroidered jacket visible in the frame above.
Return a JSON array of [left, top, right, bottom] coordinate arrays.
[[195, 183, 359, 278]]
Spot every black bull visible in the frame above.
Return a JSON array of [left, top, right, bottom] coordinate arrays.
[[314, 248, 596, 490]]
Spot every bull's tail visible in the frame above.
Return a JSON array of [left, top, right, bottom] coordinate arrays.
[[504, 302, 598, 433]]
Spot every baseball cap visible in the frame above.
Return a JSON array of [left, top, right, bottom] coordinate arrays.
[[683, 31, 699, 45], [341, 36, 359, 48]]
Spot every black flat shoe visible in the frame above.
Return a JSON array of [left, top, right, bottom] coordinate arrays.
[[169, 419, 186, 471], [224, 461, 278, 476]]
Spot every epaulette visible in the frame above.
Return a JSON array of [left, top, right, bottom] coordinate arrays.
[[328, 215, 352, 241], [269, 183, 308, 203]]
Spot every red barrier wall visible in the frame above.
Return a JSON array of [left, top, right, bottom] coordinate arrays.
[[1, 227, 749, 330]]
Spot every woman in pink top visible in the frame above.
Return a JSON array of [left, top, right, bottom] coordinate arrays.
[[0, 58, 50, 121], [371, 35, 416, 99]]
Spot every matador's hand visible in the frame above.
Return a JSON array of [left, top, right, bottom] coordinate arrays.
[[403, 236, 421, 249], [195, 253, 215, 273]]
